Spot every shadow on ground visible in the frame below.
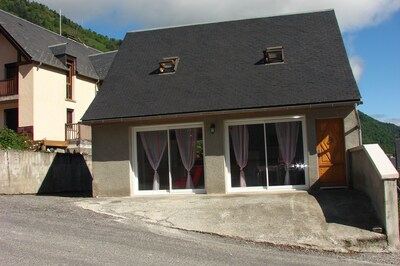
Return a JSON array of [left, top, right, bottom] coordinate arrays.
[[309, 189, 381, 231]]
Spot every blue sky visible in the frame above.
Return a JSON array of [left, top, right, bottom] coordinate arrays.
[[34, 0, 400, 125], [343, 12, 400, 125]]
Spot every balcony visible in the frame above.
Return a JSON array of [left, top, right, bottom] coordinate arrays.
[[66, 123, 91, 142], [0, 78, 18, 97], [65, 123, 92, 154]]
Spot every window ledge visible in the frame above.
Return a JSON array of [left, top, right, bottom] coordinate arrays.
[[265, 62, 285, 66], [65, 98, 76, 103], [158, 71, 176, 75]]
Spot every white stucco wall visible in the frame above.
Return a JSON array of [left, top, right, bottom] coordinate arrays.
[[0, 33, 96, 140], [18, 64, 34, 128], [33, 65, 66, 140], [0, 33, 18, 80], [66, 75, 98, 123], [32, 65, 97, 141]]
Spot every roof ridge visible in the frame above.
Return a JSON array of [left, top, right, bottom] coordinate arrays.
[[0, 8, 101, 53], [89, 50, 118, 57], [127, 9, 334, 34], [48, 42, 68, 48]]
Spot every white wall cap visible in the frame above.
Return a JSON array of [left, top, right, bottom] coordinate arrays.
[[363, 144, 399, 180]]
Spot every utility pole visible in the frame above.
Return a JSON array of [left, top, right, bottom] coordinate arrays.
[[59, 9, 62, 35]]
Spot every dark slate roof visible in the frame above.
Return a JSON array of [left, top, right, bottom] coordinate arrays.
[[0, 9, 107, 80], [89, 51, 118, 80], [82, 10, 361, 122]]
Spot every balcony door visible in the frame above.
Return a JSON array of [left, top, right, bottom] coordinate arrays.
[[67, 109, 74, 124], [226, 118, 308, 191], [5, 63, 18, 80], [4, 108, 18, 132], [133, 124, 205, 194]]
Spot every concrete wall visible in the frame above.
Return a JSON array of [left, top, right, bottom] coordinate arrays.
[[92, 124, 131, 197], [90, 104, 361, 196], [203, 118, 228, 194], [0, 150, 92, 195], [305, 105, 361, 188], [350, 144, 399, 248]]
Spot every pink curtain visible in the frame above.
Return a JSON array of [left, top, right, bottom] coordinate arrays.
[[229, 125, 249, 187], [275, 122, 299, 185], [175, 128, 198, 189], [139, 131, 167, 190]]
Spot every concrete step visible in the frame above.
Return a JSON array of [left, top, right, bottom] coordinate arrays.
[[341, 235, 388, 252]]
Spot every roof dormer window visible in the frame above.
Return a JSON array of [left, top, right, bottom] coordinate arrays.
[[159, 57, 179, 74], [264, 46, 284, 64]]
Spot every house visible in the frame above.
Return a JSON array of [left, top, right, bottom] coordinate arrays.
[[82, 10, 362, 197], [0, 9, 116, 147]]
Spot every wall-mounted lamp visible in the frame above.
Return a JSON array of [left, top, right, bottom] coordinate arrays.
[[210, 124, 215, 134]]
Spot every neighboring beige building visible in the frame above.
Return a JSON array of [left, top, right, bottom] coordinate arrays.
[[0, 10, 116, 146]]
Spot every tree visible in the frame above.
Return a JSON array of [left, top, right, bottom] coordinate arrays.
[[0, 0, 121, 52]]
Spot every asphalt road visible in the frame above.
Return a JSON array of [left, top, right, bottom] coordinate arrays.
[[0, 195, 398, 265]]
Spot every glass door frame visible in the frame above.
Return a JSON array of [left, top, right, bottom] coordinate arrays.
[[131, 122, 206, 195], [224, 115, 309, 192]]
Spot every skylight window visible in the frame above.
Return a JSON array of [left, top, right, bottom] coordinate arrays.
[[264, 47, 284, 64], [159, 57, 179, 74]]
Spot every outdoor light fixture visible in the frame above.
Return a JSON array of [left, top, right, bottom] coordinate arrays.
[[210, 124, 215, 134], [294, 163, 307, 169]]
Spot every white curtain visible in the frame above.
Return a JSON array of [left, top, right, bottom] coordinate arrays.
[[175, 128, 198, 189], [139, 131, 167, 190], [229, 125, 249, 187], [275, 122, 299, 185]]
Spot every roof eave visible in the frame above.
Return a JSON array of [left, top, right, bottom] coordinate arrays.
[[82, 99, 361, 125]]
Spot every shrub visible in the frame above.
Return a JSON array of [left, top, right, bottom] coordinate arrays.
[[0, 128, 31, 150]]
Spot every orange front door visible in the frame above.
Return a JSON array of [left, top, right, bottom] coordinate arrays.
[[316, 118, 346, 187]]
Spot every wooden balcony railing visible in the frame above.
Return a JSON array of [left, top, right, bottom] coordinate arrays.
[[66, 123, 79, 141], [65, 123, 91, 142], [0, 78, 18, 97]]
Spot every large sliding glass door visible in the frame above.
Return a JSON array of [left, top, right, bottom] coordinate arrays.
[[134, 124, 205, 194], [227, 118, 307, 190]]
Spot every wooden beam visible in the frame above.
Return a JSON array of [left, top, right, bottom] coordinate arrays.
[[43, 140, 69, 148]]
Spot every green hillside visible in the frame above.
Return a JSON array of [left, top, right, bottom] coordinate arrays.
[[359, 111, 400, 155], [0, 0, 121, 51]]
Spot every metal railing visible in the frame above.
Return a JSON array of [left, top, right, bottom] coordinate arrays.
[[66, 123, 79, 141], [65, 123, 91, 142], [0, 78, 18, 97]]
